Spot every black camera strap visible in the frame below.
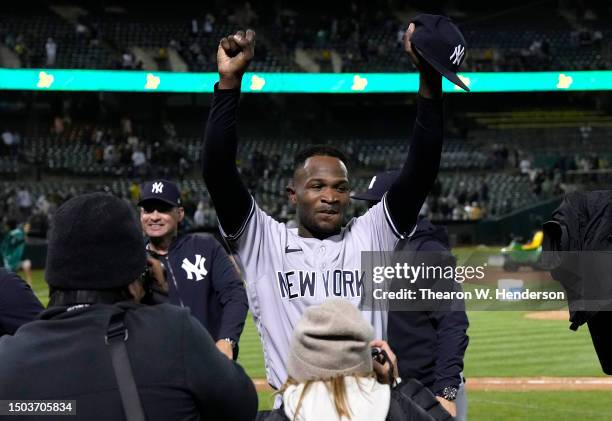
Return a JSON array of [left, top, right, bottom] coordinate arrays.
[[105, 309, 147, 421]]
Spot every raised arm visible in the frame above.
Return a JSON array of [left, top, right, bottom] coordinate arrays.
[[386, 23, 444, 237], [202, 30, 256, 237]]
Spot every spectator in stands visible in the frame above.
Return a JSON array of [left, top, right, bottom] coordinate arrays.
[[0, 269, 43, 337], [0, 193, 258, 420], [92, 128, 104, 144], [75, 20, 89, 39], [237, 2, 258, 26], [189, 41, 203, 63], [13, 34, 29, 67], [452, 206, 464, 221], [52, 116, 65, 135], [121, 51, 138, 70], [27, 209, 49, 239], [1, 130, 13, 157], [520, 156, 532, 175], [266, 299, 451, 421], [103, 143, 116, 165], [16, 186, 33, 222], [193, 201, 207, 228], [156, 47, 170, 70], [121, 117, 133, 137], [3, 33, 15, 50], [11, 129, 20, 151], [163, 121, 177, 139], [457, 182, 468, 206], [178, 157, 190, 181], [479, 181, 489, 203], [541, 176, 553, 197], [204, 13, 215, 33], [129, 181, 140, 204], [45, 37, 57, 67], [127, 134, 139, 149], [35, 194, 51, 216], [469, 202, 483, 220], [131, 147, 147, 176], [94, 144, 104, 163]]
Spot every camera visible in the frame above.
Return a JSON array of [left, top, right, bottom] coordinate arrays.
[[371, 347, 388, 365], [140, 251, 169, 305]]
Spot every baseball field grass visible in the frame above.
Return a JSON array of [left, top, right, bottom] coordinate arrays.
[[23, 245, 611, 420]]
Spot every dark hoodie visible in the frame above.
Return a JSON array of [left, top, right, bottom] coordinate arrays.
[[148, 233, 248, 348], [387, 218, 469, 395]]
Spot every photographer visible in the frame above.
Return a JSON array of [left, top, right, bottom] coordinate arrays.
[[264, 299, 452, 421], [139, 179, 248, 359], [0, 193, 257, 421]]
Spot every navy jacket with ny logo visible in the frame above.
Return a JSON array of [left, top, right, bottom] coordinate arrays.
[[150, 233, 248, 346]]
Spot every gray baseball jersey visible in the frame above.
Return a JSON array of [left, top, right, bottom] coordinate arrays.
[[222, 193, 412, 389]]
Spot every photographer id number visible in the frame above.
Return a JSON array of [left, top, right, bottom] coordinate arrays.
[[0, 400, 76, 416]]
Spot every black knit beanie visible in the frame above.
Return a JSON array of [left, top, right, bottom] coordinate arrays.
[[46, 193, 146, 290]]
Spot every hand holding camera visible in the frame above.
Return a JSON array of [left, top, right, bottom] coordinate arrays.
[[370, 340, 399, 386], [140, 254, 169, 304]]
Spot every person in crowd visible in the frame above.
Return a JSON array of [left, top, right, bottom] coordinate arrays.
[[353, 170, 469, 420], [0, 193, 257, 420], [264, 298, 453, 421], [1, 219, 32, 285]]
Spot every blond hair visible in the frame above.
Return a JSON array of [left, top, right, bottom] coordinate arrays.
[[278, 373, 377, 420]]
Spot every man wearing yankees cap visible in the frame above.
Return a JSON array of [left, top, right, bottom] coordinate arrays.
[[201, 14, 469, 405], [139, 179, 248, 360]]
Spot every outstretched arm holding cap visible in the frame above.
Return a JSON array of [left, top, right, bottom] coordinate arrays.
[[384, 22, 444, 238], [385, 15, 468, 238]]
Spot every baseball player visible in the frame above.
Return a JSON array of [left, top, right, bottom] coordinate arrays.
[[202, 18, 467, 392]]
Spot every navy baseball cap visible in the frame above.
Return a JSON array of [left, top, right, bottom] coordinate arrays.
[[352, 170, 399, 202], [410, 14, 469, 92], [138, 180, 182, 207]]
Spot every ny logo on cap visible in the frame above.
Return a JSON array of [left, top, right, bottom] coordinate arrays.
[[450, 45, 465, 65], [152, 182, 164, 194], [368, 176, 377, 190]]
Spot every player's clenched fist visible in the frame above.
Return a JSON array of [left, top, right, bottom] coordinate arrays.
[[217, 29, 256, 89]]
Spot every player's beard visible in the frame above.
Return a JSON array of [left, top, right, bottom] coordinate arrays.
[[298, 210, 343, 239]]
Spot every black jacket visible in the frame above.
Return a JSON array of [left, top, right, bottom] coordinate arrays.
[[152, 233, 248, 344], [542, 190, 612, 325], [387, 218, 469, 394], [0, 302, 258, 421], [542, 190, 612, 374], [0, 269, 43, 336]]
